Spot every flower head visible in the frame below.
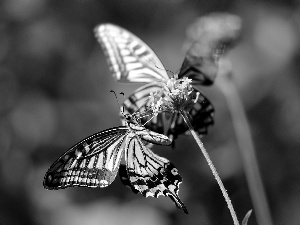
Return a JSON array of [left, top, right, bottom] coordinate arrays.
[[149, 75, 199, 115]]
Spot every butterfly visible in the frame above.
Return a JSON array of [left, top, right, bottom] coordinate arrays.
[[95, 23, 215, 142], [43, 111, 188, 214]]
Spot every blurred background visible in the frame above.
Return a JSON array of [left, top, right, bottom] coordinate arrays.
[[0, 0, 299, 224]]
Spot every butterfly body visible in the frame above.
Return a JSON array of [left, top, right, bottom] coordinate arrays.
[[44, 113, 187, 213], [95, 24, 214, 142]]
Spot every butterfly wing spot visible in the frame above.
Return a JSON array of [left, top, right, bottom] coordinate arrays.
[[150, 176, 158, 182], [171, 168, 179, 176], [47, 174, 53, 183]]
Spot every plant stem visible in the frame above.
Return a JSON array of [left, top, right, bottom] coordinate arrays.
[[180, 110, 240, 225], [216, 69, 273, 225]]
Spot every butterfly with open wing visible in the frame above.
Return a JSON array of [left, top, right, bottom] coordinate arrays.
[[95, 23, 215, 143], [43, 105, 188, 214]]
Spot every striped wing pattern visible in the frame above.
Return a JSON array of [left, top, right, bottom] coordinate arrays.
[[44, 127, 128, 189], [95, 24, 169, 83], [123, 132, 188, 213]]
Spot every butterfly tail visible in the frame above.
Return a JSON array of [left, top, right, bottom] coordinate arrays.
[[120, 162, 189, 214], [167, 192, 189, 214], [163, 163, 189, 214]]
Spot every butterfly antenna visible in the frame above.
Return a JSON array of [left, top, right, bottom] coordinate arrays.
[[110, 90, 125, 116]]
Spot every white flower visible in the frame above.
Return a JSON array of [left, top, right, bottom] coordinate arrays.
[[149, 76, 199, 114]]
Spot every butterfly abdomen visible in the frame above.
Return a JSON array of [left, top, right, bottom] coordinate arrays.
[[128, 123, 171, 146]]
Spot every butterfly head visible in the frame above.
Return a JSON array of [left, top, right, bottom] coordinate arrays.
[[123, 113, 141, 126]]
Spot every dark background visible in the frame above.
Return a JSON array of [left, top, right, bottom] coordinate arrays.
[[0, 0, 299, 225]]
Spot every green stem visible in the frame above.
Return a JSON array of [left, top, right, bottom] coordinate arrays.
[[216, 72, 273, 225], [180, 110, 240, 225]]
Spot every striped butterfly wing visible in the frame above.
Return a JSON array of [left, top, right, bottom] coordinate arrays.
[[123, 132, 188, 214], [44, 127, 128, 190], [95, 23, 169, 83], [178, 41, 218, 86]]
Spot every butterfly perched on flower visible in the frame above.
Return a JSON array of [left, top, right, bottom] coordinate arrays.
[[43, 109, 188, 213], [95, 24, 215, 142]]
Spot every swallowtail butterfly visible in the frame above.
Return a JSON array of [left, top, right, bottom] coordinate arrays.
[[44, 112, 188, 213], [95, 24, 215, 142]]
